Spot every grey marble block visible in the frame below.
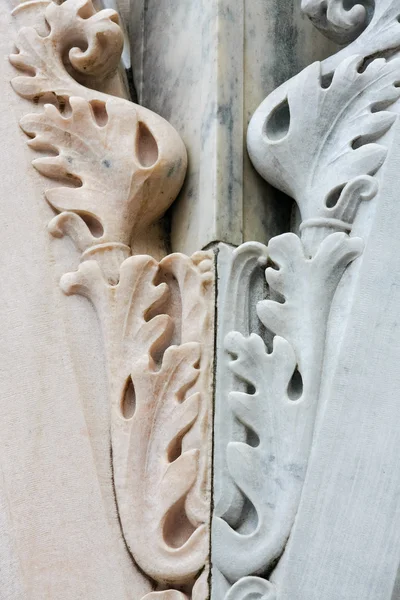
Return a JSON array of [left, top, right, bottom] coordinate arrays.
[[130, 0, 336, 254]]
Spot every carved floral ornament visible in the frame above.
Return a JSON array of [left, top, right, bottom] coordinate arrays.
[[214, 0, 400, 599], [8, 0, 400, 598], [10, 1, 213, 598]]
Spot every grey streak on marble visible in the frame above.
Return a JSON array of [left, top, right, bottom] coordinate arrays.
[[130, 0, 336, 254]]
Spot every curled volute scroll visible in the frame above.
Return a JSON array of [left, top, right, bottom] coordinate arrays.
[[212, 1, 400, 598], [10, 1, 213, 598]]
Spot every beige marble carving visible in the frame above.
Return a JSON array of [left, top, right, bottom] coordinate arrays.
[[9, 0, 213, 597]]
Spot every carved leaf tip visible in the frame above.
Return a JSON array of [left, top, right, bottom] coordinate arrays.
[[10, 0, 123, 99], [20, 95, 187, 265], [212, 330, 303, 583], [257, 232, 362, 362], [113, 339, 208, 586], [301, 0, 369, 43], [225, 576, 276, 600], [248, 53, 400, 231]]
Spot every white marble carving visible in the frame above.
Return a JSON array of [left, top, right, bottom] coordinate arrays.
[[9, 1, 214, 597], [212, 0, 400, 597]]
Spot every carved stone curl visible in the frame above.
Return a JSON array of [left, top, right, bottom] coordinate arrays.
[[10, 1, 213, 598]]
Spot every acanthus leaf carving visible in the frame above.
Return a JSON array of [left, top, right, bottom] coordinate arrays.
[[10, 0, 123, 99], [213, 0, 400, 596], [213, 332, 299, 583], [161, 252, 215, 528], [212, 233, 361, 591], [20, 96, 186, 280], [213, 243, 268, 532], [115, 341, 207, 584], [63, 251, 213, 590], [10, 1, 213, 598], [258, 232, 363, 389], [248, 54, 400, 254]]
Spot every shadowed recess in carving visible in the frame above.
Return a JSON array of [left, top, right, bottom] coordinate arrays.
[[264, 99, 290, 142], [137, 122, 159, 167], [320, 71, 334, 88], [89, 100, 108, 126], [121, 377, 136, 420], [75, 211, 104, 237], [287, 367, 303, 401], [325, 184, 346, 208], [163, 496, 197, 549]]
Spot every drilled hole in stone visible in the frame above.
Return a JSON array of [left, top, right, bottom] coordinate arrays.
[[325, 184, 345, 208], [246, 426, 260, 448], [163, 496, 195, 549], [76, 211, 104, 238], [321, 71, 334, 89], [287, 367, 303, 401], [264, 98, 291, 142], [90, 100, 108, 127], [137, 122, 159, 167], [246, 382, 256, 395], [121, 377, 136, 420]]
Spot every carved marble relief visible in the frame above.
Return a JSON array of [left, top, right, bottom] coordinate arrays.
[[212, 1, 400, 598], [5, 0, 400, 597], [9, 1, 214, 598]]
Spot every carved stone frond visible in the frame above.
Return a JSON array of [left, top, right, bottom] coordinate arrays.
[[60, 251, 213, 593], [301, 0, 372, 44], [313, 0, 400, 72], [258, 232, 362, 388], [114, 342, 207, 585], [213, 233, 361, 596], [161, 252, 214, 528], [20, 97, 187, 260], [9, 2, 211, 597], [213, 333, 300, 582], [10, 0, 123, 99], [213, 243, 268, 529], [11, 0, 188, 276], [248, 55, 400, 237]]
